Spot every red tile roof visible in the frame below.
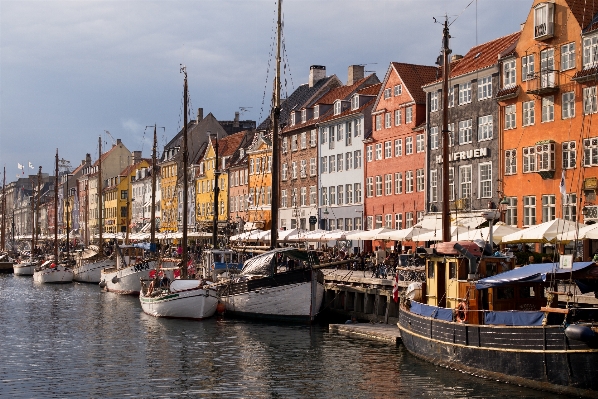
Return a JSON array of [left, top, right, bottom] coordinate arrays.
[[566, 0, 598, 32], [391, 62, 439, 104], [318, 83, 382, 124], [358, 83, 382, 96], [312, 75, 373, 106], [217, 130, 248, 158]]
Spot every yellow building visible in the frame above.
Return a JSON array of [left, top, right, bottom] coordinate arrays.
[[245, 133, 273, 230], [160, 147, 179, 232]]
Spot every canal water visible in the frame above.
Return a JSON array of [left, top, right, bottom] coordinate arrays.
[[0, 274, 564, 399]]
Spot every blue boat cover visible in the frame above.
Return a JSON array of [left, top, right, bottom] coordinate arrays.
[[410, 301, 453, 322], [475, 261, 594, 289], [484, 310, 544, 326]]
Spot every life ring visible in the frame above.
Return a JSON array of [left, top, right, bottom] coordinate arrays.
[[456, 301, 468, 323]]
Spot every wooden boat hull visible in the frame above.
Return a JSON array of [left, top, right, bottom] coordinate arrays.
[[398, 307, 598, 398], [73, 258, 113, 283], [219, 269, 325, 323], [13, 263, 36, 276], [140, 286, 219, 319], [33, 266, 74, 284], [0, 261, 14, 274]]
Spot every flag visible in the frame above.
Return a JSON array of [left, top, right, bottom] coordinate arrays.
[[392, 272, 399, 303], [17, 163, 24, 171], [559, 169, 566, 196], [29, 162, 34, 169]]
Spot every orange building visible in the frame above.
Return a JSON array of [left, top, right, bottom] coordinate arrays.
[[245, 133, 273, 231]]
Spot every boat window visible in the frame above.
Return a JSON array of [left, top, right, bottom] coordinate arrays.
[[519, 286, 536, 298], [449, 262, 457, 280], [486, 262, 497, 277], [427, 262, 435, 279], [214, 254, 222, 263], [496, 287, 515, 300]]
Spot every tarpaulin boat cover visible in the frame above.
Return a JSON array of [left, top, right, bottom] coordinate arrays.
[[409, 301, 453, 322], [484, 310, 544, 326], [240, 248, 319, 276], [475, 261, 594, 289]]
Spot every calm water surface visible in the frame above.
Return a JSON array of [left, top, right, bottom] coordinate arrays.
[[0, 274, 567, 398]]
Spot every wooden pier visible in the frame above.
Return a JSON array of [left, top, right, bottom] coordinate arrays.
[[329, 323, 402, 345]]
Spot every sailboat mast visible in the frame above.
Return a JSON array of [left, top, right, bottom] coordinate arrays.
[[54, 150, 59, 261], [212, 136, 219, 248], [150, 125, 157, 249], [270, 0, 282, 249], [441, 18, 451, 243], [181, 66, 189, 279], [98, 136, 103, 255], [35, 166, 42, 256], [1, 166, 5, 252], [30, 175, 35, 258]]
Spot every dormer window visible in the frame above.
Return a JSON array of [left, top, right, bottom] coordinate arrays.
[[334, 100, 342, 115], [301, 109, 306, 123], [290, 112, 296, 126], [314, 105, 319, 119], [534, 2, 554, 41], [239, 148, 244, 158], [351, 94, 359, 110]]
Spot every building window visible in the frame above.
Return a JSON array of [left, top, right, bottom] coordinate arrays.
[[334, 100, 342, 115], [523, 101, 535, 126], [355, 118, 362, 136], [337, 154, 343, 172], [385, 174, 392, 195], [291, 134, 298, 151], [395, 109, 402, 126], [405, 106, 413, 123], [430, 126, 439, 150], [329, 156, 336, 173], [416, 169, 424, 192], [583, 86, 597, 114], [582, 32, 598, 69], [478, 115, 493, 141], [505, 149, 517, 175], [478, 76, 492, 100], [355, 217, 362, 231], [479, 163, 492, 198], [521, 54, 535, 81], [320, 127, 327, 144], [310, 186, 317, 205], [523, 196, 536, 226], [282, 137, 288, 153], [562, 91, 575, 119], [345, 218, 353, 231], [458, 119, 473, 145], [536, 142, 555, 172], [329, 186, 336, 205], [300, 187, 307, 206], [448, 168, 455, 201], [503, 59, 516, 88], [583, 137, 598, 166], [375, 215, 383, 229], [394, 84, 402, 96], [395, 139, 402, 156], [282, 163, 288, 180], [459, 165, 472, 199], [290, 112, 296, 126], [337, 185, 344, 205], [375, 176, 382, 197], [385, 214, 392, 228], [301, 109, 307, 123], [351, 95, 359, 110], [346, 184, 353, 204], [406, 212, 413, 228], [448, 86, 455, 108], [562, 141, 576, 169], [534, 2, 554, 39], [406, 171, 414, 193], [395, 213, 403, 230], [300, 159, 307, 178], [310, 157, 316, 176], [385, 112, 391, 128], [542, 96, 554, 122], [354, 183, 362, 203], [366, 177, 373, 198], [430, 169, 437, 202], [416, 134, 424, 153], [395, 172, 403, 194], [314, 106, 319, 119], [384, 141, 392, 158], [505, 197, 517, 226], [505, 104, 516, 130], [448, 123, 455, 147], [431, 91, 439, 112], [354, 150, 362, 169], [459, 82, 472, 105], [337, 124, 344, 141], [561, 42, 576, 71], [542, 195, 556, 222], [375, 114, 382, 130], [384, 88, 392, 99], [345, 152, 352, 170], [406, 136, 413, 155], [291, 161, 297, 179], [310, 129, 317, 147], [320, 157, 327, 174], [346, 123, 352, 146], [563, 193, 577, 222], [375, 143, 382, 160], [328, 128, 335, 149], [320, 187, 327, 206], [366, 145, 373, 162], [523, 146, 536, 173], [540, 48, 555, 88]]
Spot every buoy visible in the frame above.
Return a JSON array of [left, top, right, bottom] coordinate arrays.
[[216, 302, 226, 314], [565, 324, 595, 342]]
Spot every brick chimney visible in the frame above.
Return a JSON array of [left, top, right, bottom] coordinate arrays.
[[85, 153, 91, 165], [132, 150, 142, 165], [197, 108, 204, 122], [234, 111, 239, 128], [347, 65, 364, 85], [309, 65, 326, 88]]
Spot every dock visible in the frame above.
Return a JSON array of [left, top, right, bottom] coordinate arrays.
[[329, 323, 402, 345]]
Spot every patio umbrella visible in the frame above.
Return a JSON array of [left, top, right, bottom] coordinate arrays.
[[383, 226, 431, 241], [555, 223, 598, 242], [411, 226, 469, 242], [501, 219, 584, 244], [345, 227, 395, 240], [450, 223, 522, 244]]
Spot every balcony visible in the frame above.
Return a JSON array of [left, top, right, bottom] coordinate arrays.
[[572, 66, 598, 83], [495, 85, 519, 101], [525, 70, 559, 95]]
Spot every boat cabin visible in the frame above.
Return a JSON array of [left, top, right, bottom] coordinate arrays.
[[202, 249, 242, 279]]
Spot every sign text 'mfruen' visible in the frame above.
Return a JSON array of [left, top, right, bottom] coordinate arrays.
[[436, 147, 489, 164]]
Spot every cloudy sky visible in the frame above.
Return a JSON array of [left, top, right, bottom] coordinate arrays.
[[0, 0, 532, 181]]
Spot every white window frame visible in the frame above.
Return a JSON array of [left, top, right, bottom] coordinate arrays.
[[583, 137, 598, 167], [430, 169, 438, 202], [521, 54, 535, 82], [430, 126, 439, 150], [523, 101, 535, 126], [561, 42, 576, 71], [395, 172, 403, 195], [478, 115, 493, 141], [395, 139, 402, 156], [366, 146, 373, 162], [523, 146, 536, 173], [384, 141, 392, 158], [395, 109, 402, 126], [505, 149, 517, 175], [430, 91, 439, 112], [406, 171, 414, 193], [385, 174, 392, 196], [405, 106, 412, 123], [523, 196, 536, 226], [477, 75, 492, 100], [405, 136, 413, 155], [458, 82, 472, 105], [505, 104, 516, 130], [354, 183, 362, 203], [416, 134, 425, 153], [375, 143, 382, 160], [416, 169, 425, 192], [479, 162, 492, 199], [459, 165, 472, 200], [394, 84, 402, 96], [582, 32, 598, 69], [385, 112, 391, 128], [542, 96, 554, 122], [458, 119, 473, 145], [562, 91, 575, 119], [503, 59, 516, 88], [562, 141, 576, 169], [375, 175, 382, 197], [542, 194, 556, 222], [583, 86, 597, 115]]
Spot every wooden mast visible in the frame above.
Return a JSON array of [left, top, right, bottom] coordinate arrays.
[[98, 136, 103, 256], [54, 150, 59, 261], [270, 0, 282, 249], [181, 66, 189, 279], [441, 18, 451, 243], [35, 166, 42, 257], [150, 125, 157, 251], [1, 166, 6, 252]]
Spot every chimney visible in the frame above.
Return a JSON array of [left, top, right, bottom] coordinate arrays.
[[451, 54, 463, 63], [197, 108, 204, 122], [86, 153, 91, 165], [234, 112, 240, 128], [309, 65, 326, 88], [132, 150, 142, 165], [347, 65, 364, 85]]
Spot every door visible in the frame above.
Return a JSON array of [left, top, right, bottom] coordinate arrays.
[[436, 261, 446, 308]]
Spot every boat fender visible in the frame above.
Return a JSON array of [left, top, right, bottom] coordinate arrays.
[[112, 275, 119, 284], [565, 324, 595, 342], [456, 301, 468, 323], [99, 280, 107, 288]]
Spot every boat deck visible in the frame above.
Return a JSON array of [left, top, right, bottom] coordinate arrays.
[[329, 323, 402, 345]]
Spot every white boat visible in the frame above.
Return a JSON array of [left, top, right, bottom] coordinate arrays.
[[73, 258, 113, 283], [139, 279, 219, 319], [217, 248, 325, 323], [33, 261, 74, 284], [13, 260, 37, 276]]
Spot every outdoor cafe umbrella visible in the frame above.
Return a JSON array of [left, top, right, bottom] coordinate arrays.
[[501, 218, 584, 244]]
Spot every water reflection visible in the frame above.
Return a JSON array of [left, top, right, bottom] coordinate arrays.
[[0, 275, 563, 398]]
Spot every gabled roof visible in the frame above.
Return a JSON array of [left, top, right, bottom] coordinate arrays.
[[565, 0, 598, 33], [229, 130, 256, 169], [318, 83, 382, 124], [92, 142, 130, 167], [372, 62, 437, 110], [119, 159, 151, 177]]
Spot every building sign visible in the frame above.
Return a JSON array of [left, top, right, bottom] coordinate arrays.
[[436, 147, 490, 164], [584, 177, 598, 190]]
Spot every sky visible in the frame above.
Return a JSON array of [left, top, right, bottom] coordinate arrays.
[[0, 0, 533, 182]]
